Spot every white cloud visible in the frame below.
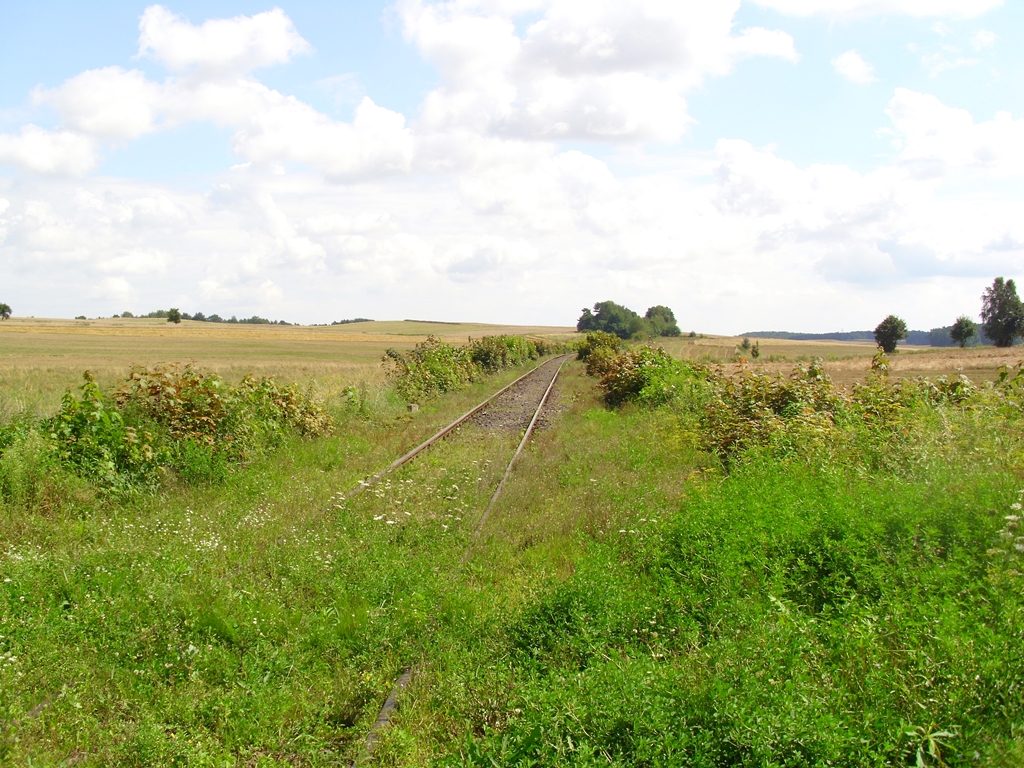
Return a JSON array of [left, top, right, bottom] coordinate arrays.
[[0, 125, 97, 176], [89, 276, 135, 301], [729, 27, 801, 62], [32, 12, 411, 182], [832, 49, 877, 84], [753, 0, 1002, 19], [403, 0, 798, 142], [971, 29, 997, 49], [921, 51, 979, 77], [137, 5, 310, 75], [259, 279, 282, 302], [886, 88, 1024, 178], [35, 67, 163, 141], [227, 95, 414, 181], [2, 5, 1023, 332]]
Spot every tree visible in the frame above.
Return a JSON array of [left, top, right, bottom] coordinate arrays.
[[644, 305, 681, 337], [167, 308, 182, 324], [874, 314, 908, 353], [577, 301, 681, 339], [950, 315, 976, 348], [576, 301, 645, 339], [981, 277, 1024, 348], [0, 303, 10, 321]]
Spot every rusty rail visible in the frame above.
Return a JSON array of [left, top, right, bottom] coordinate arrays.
[[343, 356, 569, 500], [349, 354, 571, 763]]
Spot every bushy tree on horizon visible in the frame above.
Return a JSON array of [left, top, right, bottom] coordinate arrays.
[[577, 301, 645, 339], [950, 315, 976, 348], [874, 314, 908, 353], [981, 277, 1024, 348], [644, 305, 681, 336], [0, 302, 11, 321], [577, 300, 681, 339], [167, 308, 182, 324]]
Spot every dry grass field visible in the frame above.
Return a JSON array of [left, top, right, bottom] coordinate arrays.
[[661, 334, 1024, 386], [0, 317, 576, 420], [3, 317, 1021, 422]]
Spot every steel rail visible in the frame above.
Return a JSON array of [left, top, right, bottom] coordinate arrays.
[[467, 353, 568, 547], [342, 355, 569, 501], [350, 353, 572, 765]]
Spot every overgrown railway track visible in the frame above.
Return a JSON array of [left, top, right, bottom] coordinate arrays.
[[343, 353, 571, 764]]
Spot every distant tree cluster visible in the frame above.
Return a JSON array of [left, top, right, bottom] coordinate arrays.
[[577, 301, 681, 340], [331, 318, 373, 325]]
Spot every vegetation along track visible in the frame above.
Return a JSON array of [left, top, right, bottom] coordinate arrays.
[[343, 353, 571, 763]]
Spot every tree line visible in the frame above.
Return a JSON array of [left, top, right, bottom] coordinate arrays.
[[110, 309, 292, 325]]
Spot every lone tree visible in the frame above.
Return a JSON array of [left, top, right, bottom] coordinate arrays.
[[167, 308, 182, 324], [981, 277, 1024, 348], [950, 315, 976, 348], [874, 314, 908, 353], [0, 303, 10, 321]]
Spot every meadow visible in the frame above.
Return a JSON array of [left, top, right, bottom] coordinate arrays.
[[1, 319, 1023, 766]]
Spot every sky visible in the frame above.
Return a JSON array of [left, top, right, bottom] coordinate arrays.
[[1, 0, 1022, 332]]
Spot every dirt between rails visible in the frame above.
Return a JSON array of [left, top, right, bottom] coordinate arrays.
[[467, 357, 566, 434]]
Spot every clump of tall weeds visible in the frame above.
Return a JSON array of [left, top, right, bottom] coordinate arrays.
[[384, 334, 558, 401], [0, 364, 333, 498], [594, 348, 1024, 474]]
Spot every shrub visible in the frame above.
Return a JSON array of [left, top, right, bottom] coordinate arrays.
[[20, 365, 334, 492], [385, 334, 553, 401], [114, 364, 230, 448], [701, 360, 848, 461], [468, 335, 538, 373], [577, 331, 622, 365], [597, 347, 687, 407], [45, 372, 160, 491], [384, 337, 479, 401], [115, 364, 332, 461]]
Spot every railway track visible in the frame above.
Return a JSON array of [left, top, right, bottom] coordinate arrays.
[[343, 353, 571, 764]]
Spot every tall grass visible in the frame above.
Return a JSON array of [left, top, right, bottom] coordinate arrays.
[[2, 348, 1023, 765]]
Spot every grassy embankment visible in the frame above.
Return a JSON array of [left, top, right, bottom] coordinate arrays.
[[1, 320, 1023, 765]]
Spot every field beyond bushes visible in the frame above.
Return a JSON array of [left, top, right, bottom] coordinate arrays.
[[1, 323, 1023, 765]]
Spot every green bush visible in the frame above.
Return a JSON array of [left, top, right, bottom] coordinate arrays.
[[577, 331, 622, 365], [384, 337, 478, 401], [597, 346, 690, 407], [0, 364, 335, 494], [385, 334, 554, 401], [114, 364, 333, 462], [45, 372, 160, 491], [468, 335, 538, 373]]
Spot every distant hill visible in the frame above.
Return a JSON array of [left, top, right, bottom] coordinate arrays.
[[742, 327, 992, 347]]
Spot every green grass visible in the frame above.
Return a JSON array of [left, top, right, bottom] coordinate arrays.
[[2, 360, 1024, 765]]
